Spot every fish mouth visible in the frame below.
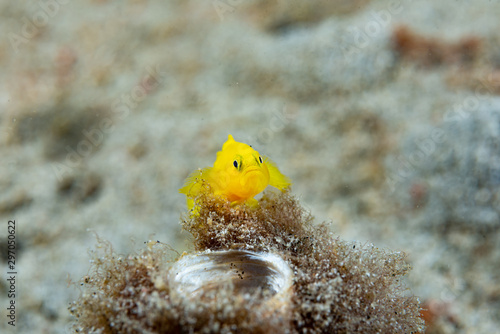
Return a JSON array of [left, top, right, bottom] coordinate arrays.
[[241, 166, 266, 191], [243, 167, 264, 182], [243, 166, 261, 176], [242, 166, 263, 184]]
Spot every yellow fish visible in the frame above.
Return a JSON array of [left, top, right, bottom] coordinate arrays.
[[179, 134, 291, 210]]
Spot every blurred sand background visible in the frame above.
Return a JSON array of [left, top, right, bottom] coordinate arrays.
[[0, 0, 499, 333]]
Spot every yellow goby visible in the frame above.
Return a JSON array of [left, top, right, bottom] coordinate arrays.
[[179, 134, 291, 210]]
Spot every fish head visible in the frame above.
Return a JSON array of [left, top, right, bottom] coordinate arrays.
[[214, 135, 270, 201]]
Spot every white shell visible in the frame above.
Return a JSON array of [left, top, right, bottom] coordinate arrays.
[[168, 250, 293, 303]]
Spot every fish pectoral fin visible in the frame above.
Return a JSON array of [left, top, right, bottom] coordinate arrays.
[[230, 198, 259, 208], [188, 201, 202, 217], [265, 157, 292, 190], [180, 168, 214, 215], [179, 168, 212, 195], [245, 198, 259, 208], [186, 198, 195, 211]]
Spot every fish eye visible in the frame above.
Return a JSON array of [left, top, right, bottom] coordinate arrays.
[[233, 160, 238, 169], [259, 156, 263, 164]]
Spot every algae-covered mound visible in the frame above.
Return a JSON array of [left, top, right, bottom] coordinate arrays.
[[70, 191, 424, 333]]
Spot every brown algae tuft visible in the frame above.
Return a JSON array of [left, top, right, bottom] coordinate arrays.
[[70, 191, 424, 333]]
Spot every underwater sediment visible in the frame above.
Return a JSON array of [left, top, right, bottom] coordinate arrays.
[[70, 191, 424, 333]]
